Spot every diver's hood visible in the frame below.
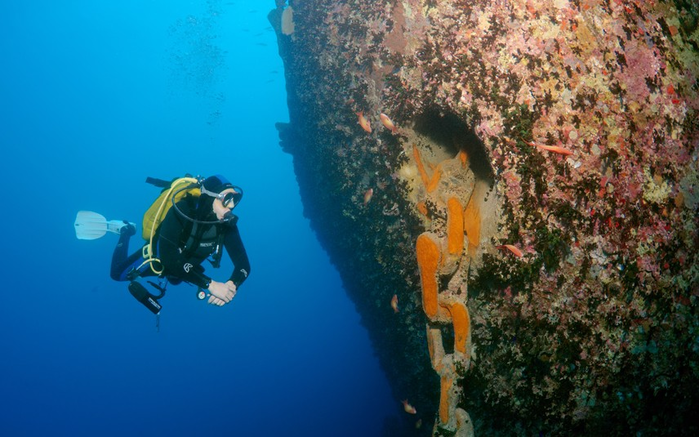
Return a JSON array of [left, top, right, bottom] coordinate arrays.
[[196, 175, 233, 220], [202, 175, 233, 193]]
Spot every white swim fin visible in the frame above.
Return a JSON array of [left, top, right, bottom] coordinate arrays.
[[74, 211, 135, 240]]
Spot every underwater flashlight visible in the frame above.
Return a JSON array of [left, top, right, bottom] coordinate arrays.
[[128, 281, 162, 315]]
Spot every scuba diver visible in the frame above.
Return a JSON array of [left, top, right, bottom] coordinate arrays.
[[76, 175, 250, 314]]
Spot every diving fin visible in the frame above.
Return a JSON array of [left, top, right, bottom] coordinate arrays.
[[74, 211, 135, 240]]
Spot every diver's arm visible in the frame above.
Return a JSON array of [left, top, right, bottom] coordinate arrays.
[[223, 224, 251, 288]]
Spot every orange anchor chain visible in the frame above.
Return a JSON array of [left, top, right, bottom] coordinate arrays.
[[413, 146, 478, 435]]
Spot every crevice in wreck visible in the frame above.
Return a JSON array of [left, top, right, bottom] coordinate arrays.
[[413, 107, 495, 184]]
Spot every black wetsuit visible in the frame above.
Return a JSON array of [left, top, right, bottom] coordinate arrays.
[[111, 196, 250, 290]]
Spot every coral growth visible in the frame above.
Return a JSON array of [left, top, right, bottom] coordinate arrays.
[[413, 144, 442, 194], [416, 233, 442, 321], [281, 6, 294, 36], [462, 192, 482, 259], [443, 301, 471, 357], [446, 197, 464, 256]]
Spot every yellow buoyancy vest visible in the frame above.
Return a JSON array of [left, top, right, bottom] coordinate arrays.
[[141, 176, 200, 241]]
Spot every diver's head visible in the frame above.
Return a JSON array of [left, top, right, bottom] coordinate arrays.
[[200, 175, 243, 221]]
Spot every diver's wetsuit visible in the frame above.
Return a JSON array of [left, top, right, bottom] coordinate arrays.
[[110, 196, 250, 290]]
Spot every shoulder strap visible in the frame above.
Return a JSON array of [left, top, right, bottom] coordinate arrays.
[[210, 230, 226, 268]]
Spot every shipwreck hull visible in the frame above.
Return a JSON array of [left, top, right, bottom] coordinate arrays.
[[270, 1, 699, 435]]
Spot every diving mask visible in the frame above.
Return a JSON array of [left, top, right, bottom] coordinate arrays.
[[200, 185, 243, 209]]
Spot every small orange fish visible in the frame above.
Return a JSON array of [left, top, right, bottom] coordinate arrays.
[[497, 244, 523, 258], [402, 399, 417, 414], [391, 294, 399, 313], [529, 141, 573, 156], [380, 113, 396, 133], [357, 112, 371, 133], [363, 188, 374, 205]]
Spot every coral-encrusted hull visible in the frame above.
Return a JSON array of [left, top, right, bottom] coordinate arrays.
[[270, 0, 699, 435]]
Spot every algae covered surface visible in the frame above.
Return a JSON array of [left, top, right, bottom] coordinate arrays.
[[271, 0, 699, 435]]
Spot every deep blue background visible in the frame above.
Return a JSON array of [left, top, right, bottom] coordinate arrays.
[[0, 1, 397, 436]]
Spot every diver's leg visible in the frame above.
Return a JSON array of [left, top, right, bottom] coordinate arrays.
[[110, 224, 141, 281]]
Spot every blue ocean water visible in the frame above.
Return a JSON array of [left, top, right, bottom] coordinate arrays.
[[0, 1, 397, 436]]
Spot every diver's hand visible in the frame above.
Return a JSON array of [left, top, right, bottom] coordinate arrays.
[[225, 280, 237, 298], [208, 280, 235, 304], [208, 295, 226, 306]]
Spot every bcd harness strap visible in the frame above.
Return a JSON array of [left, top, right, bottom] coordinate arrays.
[[182, 221, 227, 268]]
